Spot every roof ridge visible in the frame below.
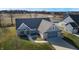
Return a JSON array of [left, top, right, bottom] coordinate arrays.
[[17, 23, 31, 30]]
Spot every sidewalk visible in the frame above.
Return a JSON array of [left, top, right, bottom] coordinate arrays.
[[34, 41, 48, 43]]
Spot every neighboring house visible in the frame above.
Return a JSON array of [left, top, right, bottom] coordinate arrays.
[[58, 15, 79, 33], [16, 18, 62, 39], [64, 22, 78, 33]]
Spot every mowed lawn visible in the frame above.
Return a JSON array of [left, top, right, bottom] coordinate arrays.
[[0, 27, 54, 50]]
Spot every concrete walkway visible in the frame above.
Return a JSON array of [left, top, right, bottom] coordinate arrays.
[[35, 41, 48, 43], [47, 37, 77, 50]]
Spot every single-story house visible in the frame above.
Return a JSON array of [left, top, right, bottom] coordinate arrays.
[[16, 18, 61, 39]]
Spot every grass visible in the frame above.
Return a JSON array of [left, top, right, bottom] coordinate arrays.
[[0, 27, 54, 50], [0, 37, 53, 50], [63, 32, 79, 49]]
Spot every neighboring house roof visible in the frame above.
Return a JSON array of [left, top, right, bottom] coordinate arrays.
[[69, 22, 78, 28], [16, 18, 50, 29], [69, 15, 79, 26], [63, 16, 74, 24], [17, 23, 31, 30], [63, 15, 79, 28], [38, 20, 52, 33]]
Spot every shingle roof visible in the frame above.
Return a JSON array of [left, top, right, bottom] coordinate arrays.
[[70, 15, 79, 26], [69, 22, 78, 28], [16, 18, 50, 29]]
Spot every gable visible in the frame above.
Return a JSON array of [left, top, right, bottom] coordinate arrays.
[[17, 23, 31, 30], [38, 20, 52, 33], [64, 16, 75, 24]]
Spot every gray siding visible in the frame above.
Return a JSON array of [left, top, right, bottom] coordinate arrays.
[[66, 24, 73, 33]]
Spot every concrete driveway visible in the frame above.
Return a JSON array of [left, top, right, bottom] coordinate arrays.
[[47, 37, 77, 50]]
